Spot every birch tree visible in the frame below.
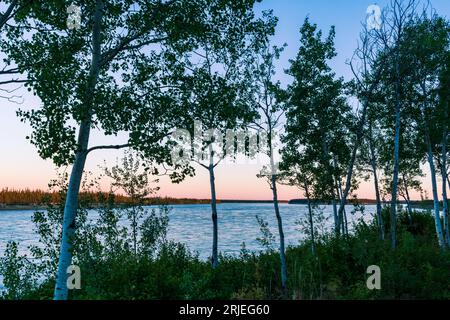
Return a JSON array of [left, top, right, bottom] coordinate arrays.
[[397, 13, 449, 249], [437, 54, 450, 247], [5, 0, 234, 299], [285, 18, 352, 235], [376, 100, 424, 227], [170, 2, 275, 268], [250, 41, 289, 292], [372, 0, 419, 248], [359, 108, 385, 240], [338, 12, 388, 238]]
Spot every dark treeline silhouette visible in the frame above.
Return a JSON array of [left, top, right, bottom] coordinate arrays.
[[0, 188, 213, 206]]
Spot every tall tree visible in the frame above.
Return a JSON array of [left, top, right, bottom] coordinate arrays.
[[373, 0, 419, 249], [169, 2, 275, 268], [377, 101, 424, 227], [402, 14, 449, 248], [337, 17, 387, 236], [285, 18, 352, 235], [438, 53, 450, 247], [250, 40, 289, 292], [359, 107, 385, 240], [5, 0, 231, 299]]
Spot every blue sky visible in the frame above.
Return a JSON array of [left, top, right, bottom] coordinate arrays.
[[258, 0, 450, 83], [1, 0, 449, 200]]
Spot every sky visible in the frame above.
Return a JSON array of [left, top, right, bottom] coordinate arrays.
[[0, 0, 449, 201]]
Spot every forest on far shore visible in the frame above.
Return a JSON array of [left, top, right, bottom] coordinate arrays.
[[0, 188, 440, 207], [0, 188, 212, 207]]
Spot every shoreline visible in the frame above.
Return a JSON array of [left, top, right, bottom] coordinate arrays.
[[0, 200, 436, 211], [0, 200, 290, 211]]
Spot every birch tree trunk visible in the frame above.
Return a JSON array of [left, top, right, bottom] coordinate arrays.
[[268, 133, 287, 292], [442, 151, 449, 247], [304, 183, 316, 255], [53, 140, 89, 300], [402, 174, 413, 225], [322, 140, 339, 233], [268, 130, 287, 292], [333, 155, 347, 235], [337, 101, 368, 234], [271, 173, 287, 293], [208, 165, 219, 268], [390, 103, 401, 249], [425, 125, 446, 249], [369, 124, 384, 240], [441, 121, 449, 247], [335, 184, 345, 235], [337, 182, 348, 236], [132, 206, 138, 255], [390, 62, 402, 250], [343, 206, 348, 236], [53, 0, 104, 300], [332, 199, 339, 234]]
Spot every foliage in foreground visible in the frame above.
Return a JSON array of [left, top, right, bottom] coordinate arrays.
[[1, 204, 449, 300]]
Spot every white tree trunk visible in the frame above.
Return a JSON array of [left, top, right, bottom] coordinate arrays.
[[337, 101, 368, 234], [402, 174, 413, 225], [369, 125, 384, 240], [271, 174, 287, 293], [304, 184, 316, 255], [322, 141, 339, 234], [332, 199, 339, 233], [442, 164, 449, 248], [441, 128, 449, 247], [208, 165, 219, 268], [425, 127, 446, 249], [390, 87, 401, 249], [54, 0, 104, 300], [53, 141, 89, 300]]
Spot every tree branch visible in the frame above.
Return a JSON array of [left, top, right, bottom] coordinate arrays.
[[86, 144, 130, 155], [100, 0, 177, 66]]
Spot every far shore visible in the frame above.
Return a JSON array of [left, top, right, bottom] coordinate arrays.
[[0, 200, 288, 211], [1, 198, 437, 211]]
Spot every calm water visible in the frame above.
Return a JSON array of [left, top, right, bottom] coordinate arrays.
[[0, 203, 375, 260], [0, 203, 376, 290]]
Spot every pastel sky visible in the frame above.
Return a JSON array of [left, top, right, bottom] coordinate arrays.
[[1, 0, 449, 200]]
